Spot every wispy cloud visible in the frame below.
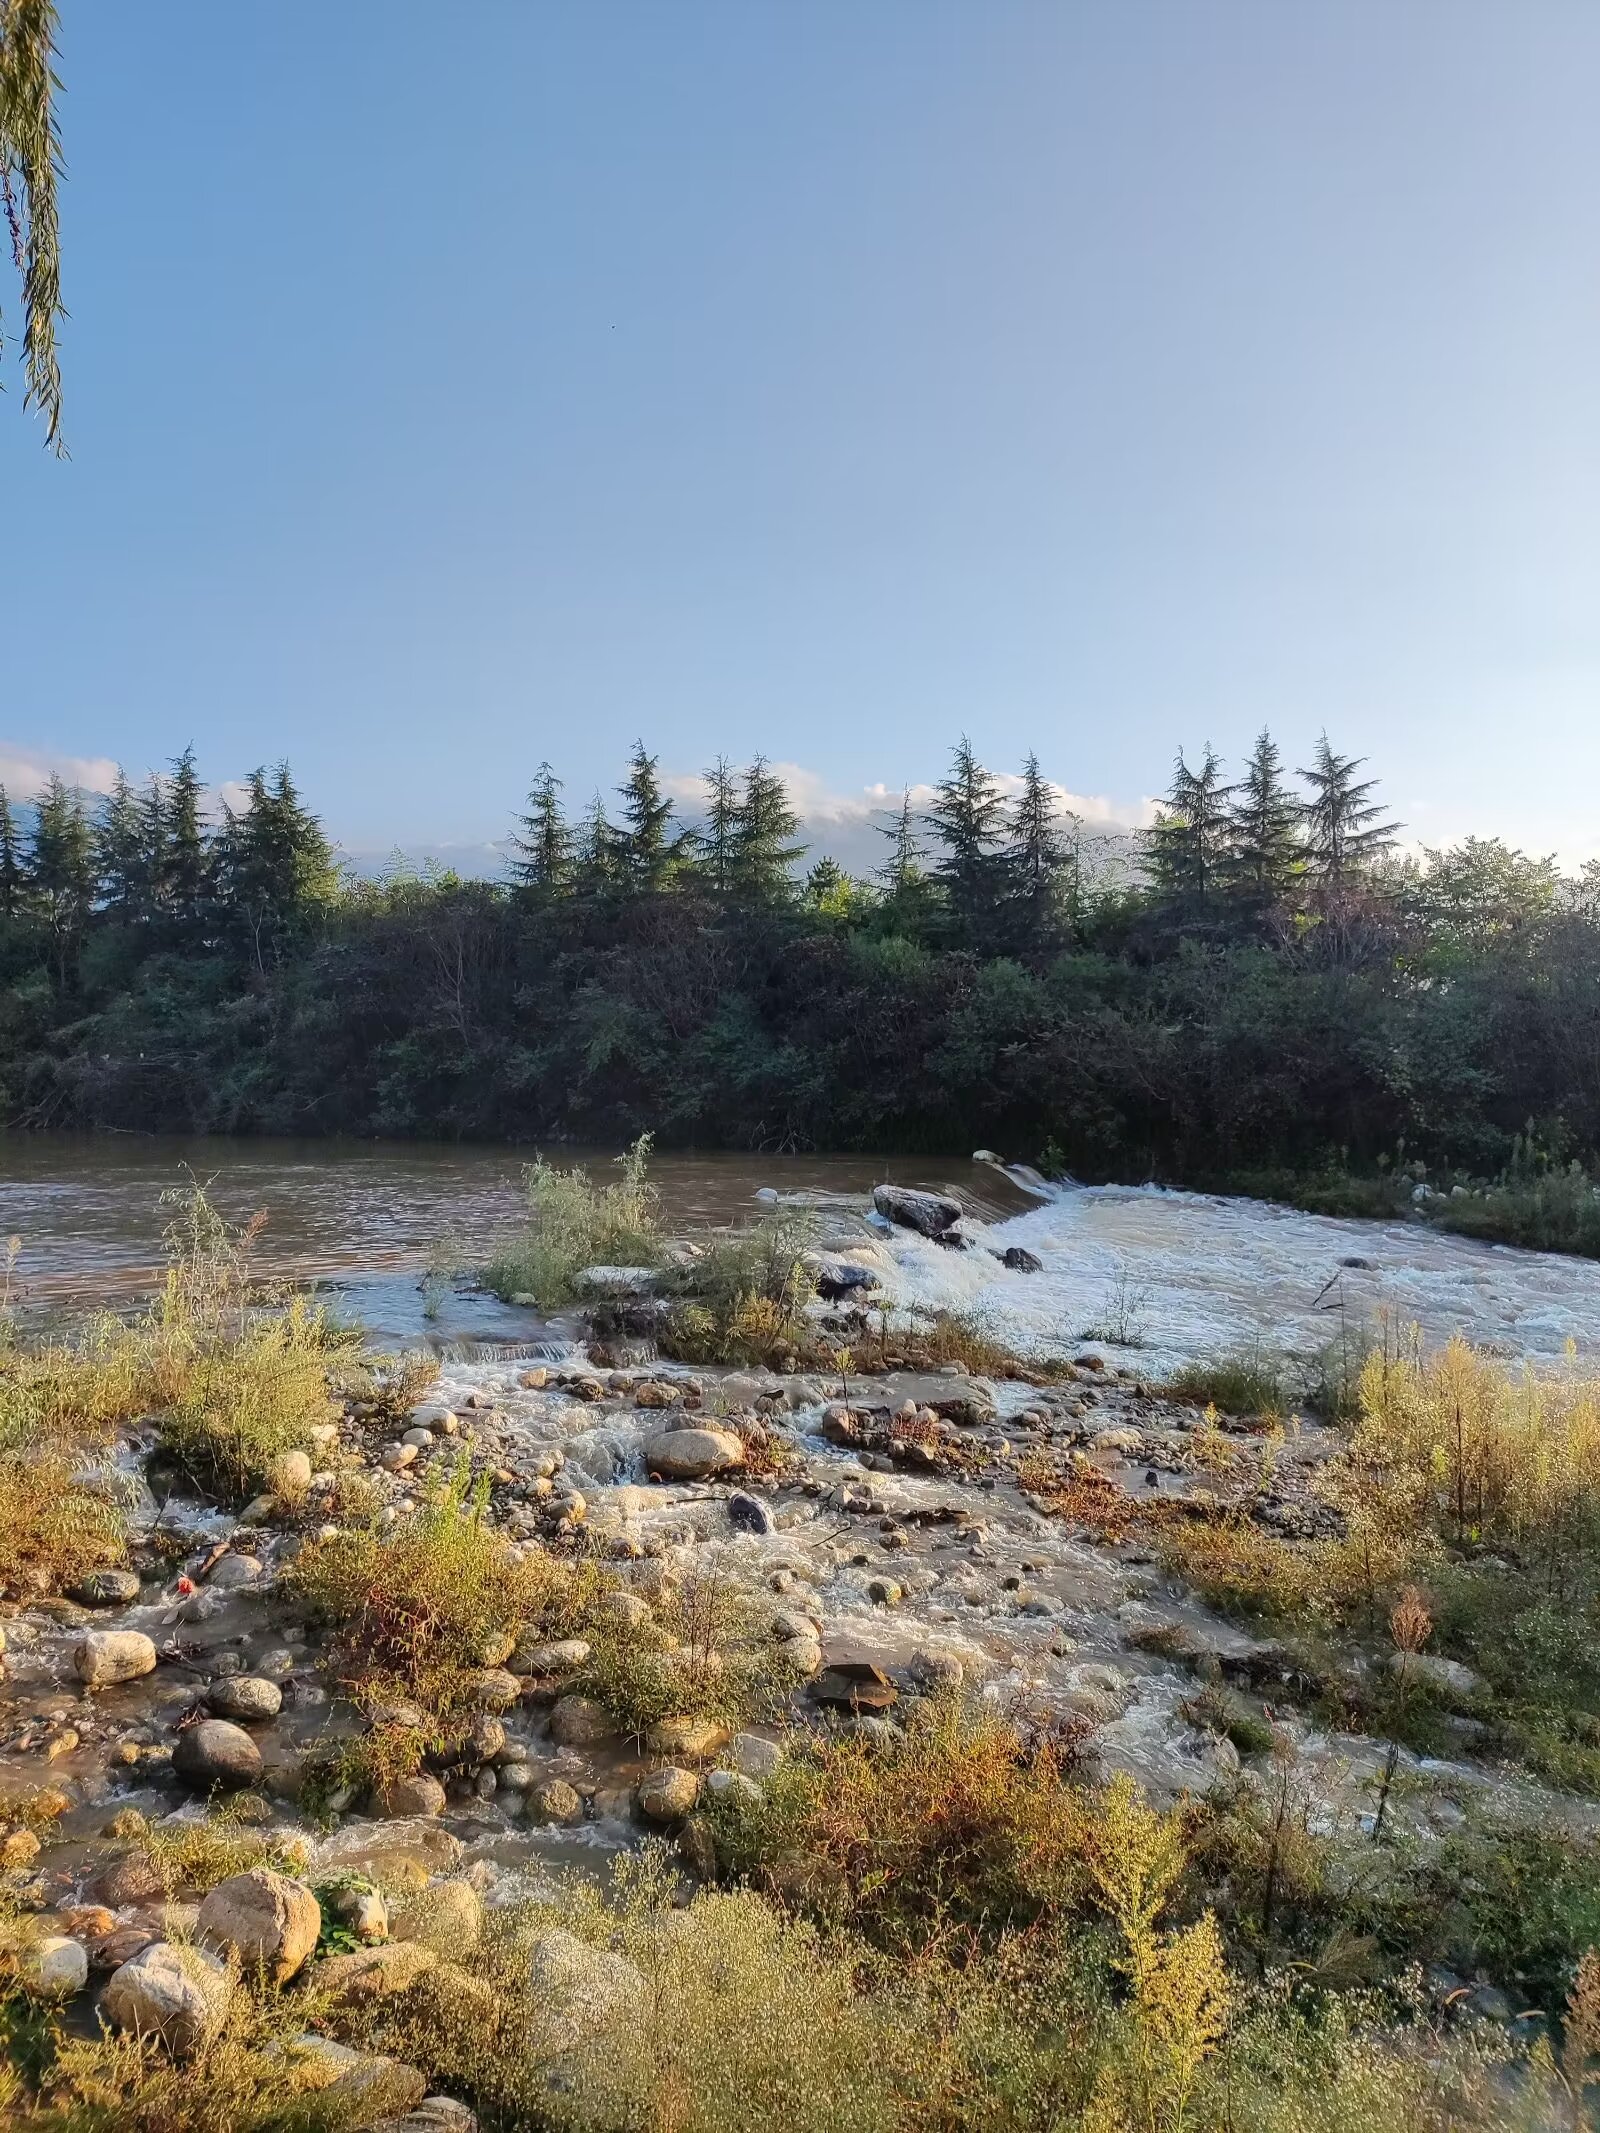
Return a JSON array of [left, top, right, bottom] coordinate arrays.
[[0, 743, 121, 803], [664, 761, 1156, 875], [0, 743, 262, 828]]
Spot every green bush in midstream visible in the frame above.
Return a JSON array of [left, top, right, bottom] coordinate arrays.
[[484, 1134, 663, 1306], [652, 1208, 819, 1367], [154, 1293, 355, 1502], [1165, 1347, 1292, 1419], [0, 1184, 377, 1566], [580, 1550, 798, 1740], [105, 1802, 304, 1898], [285, 1456, 605, 1726]]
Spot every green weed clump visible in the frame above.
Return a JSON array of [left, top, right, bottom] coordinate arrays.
[[1161, 1336, 1600, 1793], [154, 1294, 351, 1502], [485, 1135, 662, 1306], [703, 1694, 1090, 1944], [0, 1183, 371, 1557], [655, 1209, 819, 1368], [285, 1457, 603, 1725], [6, 1991, 352, 2132], [0, 1449, 125, 1599], [107, 1803, 302, 1897], [581, 1552, 798, 1740], [1430, 1138, 1600, 1258], [1166, 1347, 1291, 1418]]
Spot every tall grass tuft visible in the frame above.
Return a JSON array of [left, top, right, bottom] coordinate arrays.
[[485, 1135, 663, 1306]]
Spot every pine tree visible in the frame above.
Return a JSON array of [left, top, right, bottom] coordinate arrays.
[[509, 762, 572, 902], [572, 790, 622, 904], [803, 855, 856, 918], [158, 744, 208, 932], [1228, 729, 1302, 903], [729, 756, 806, 907], [28, 773, 94, 979], [94, 768, 153, 922], [1298, 734, 1399, 887], [696, 755, 740, 902], [1006, 751, 1077, 950], [0, 784, 24, 919], [873, 790, 933, 934], [614, 741, 680, 896], [1146, 747, 1233, 905], [214, 762, 337, 971], [926, 737, 1010, 946]]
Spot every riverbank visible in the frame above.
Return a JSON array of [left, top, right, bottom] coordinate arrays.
[[1, 1182, 1598, 2126]]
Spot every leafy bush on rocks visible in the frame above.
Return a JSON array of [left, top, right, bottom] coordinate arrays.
[[286, 1457, 604, 1726]]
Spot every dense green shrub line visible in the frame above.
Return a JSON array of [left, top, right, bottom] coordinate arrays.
[[8, 742, 1600, 1252]]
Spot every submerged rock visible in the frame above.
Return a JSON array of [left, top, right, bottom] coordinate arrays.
[[68, 1569, 142, 1607], [206, 1676, 283, 1722], [726, 1490, 776, 1535], [636, 1766, 700, 1821], [645, 1715, 730, 1758], [374, 1772, 447, 1818], [532, 1778, 585, 1823], [549, 1694, 615, 1749]]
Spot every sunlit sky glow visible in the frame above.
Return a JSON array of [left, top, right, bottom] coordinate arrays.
[[6, 2, 1598, 866]]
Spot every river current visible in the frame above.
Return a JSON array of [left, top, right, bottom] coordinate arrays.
[[4, 1131, 1600, 1369]]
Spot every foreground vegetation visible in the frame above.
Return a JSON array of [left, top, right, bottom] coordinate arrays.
[[4, 1198, 1600, 2126], [2, 1721, 1596, 2131], [10, 739, 1600, 1257]]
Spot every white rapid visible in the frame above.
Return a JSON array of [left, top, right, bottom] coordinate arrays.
[[837, 1180, 1600, 1373]]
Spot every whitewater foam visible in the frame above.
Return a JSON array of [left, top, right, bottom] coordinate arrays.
[[845, 1182, 1600, 1371]]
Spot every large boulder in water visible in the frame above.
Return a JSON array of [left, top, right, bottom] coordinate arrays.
[[74, 1630, 157, 1688], [173, 1719, 262, 1791], [643, 1428, 744, 1482], [809, 1255, 879, 1301], [872, 1185, 962, 1238]]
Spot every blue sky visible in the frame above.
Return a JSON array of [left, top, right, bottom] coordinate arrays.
[[5, 2, 1599, 866]]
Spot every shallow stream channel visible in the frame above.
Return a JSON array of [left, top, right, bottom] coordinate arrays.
[[4, 1131, 1600, 2002]]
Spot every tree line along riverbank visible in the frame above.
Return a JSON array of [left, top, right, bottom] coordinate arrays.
[[8, 737, 1600, 1256]]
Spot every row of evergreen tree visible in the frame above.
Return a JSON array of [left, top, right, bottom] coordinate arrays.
[[1146, 730, 1399, 905], [0, 751, 338, 972], [0, 727, 1400, 973], [506, 729, 1400, 942]]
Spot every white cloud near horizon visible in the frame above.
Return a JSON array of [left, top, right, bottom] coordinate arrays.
[[658, 761, 1158, 879], [2, 743, 274, 831], [0, 743, 122, 803]]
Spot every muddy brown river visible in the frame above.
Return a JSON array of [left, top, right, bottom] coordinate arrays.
[[0, 1134, 1028, 1345]]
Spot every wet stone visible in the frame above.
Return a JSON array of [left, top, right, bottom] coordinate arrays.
[[68, 1569, 142, 1607]]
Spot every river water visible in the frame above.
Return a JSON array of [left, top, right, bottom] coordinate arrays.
[[5, 1131, 1600, 1368], [0, 1133, 1026, 1345]]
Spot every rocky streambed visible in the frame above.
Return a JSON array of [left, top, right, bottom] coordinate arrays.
[[5, 1316, 1594, 2089]]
